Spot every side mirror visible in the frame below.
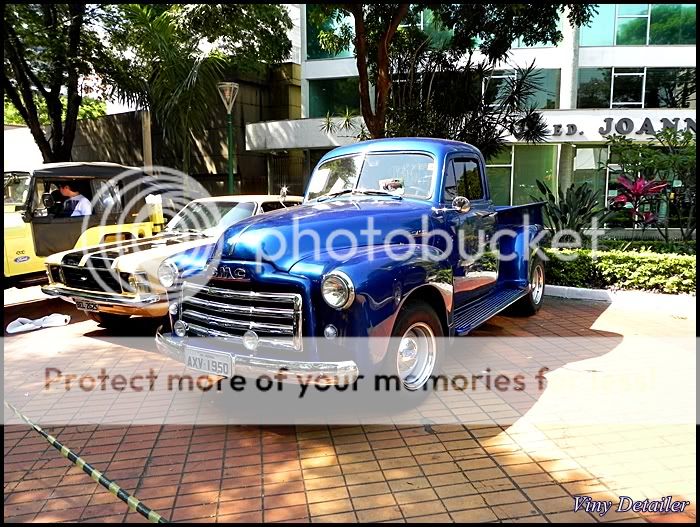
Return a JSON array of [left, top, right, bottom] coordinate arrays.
[[452, 196, 471, 213], [41, 193, 55, 209]]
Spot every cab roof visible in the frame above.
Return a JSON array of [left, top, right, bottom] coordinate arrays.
[[319, 137, 482, 163], [31, 162, 144, 179]]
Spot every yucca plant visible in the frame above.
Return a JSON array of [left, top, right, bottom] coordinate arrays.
[[534, 180, 610, 239]]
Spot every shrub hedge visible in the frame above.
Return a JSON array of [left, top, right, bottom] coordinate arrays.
[[594, 239, 696, 255], [542, 248, 696, 295]]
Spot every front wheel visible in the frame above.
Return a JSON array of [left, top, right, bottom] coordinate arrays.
[[509, 256, 545, 316], [386, 301, 444, 393]]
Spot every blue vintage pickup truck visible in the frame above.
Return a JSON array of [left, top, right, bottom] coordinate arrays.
[[155, 138, 546, 392]]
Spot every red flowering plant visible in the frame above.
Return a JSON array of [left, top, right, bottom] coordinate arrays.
[[610, 175, 668, 227]]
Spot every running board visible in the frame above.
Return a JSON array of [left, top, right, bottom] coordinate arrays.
[[453, 288, 526, 335]]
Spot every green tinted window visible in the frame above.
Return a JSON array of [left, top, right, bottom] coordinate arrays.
[[487, 167, 511, 205], [308, 78, 360, 118], [616, 16, 648, 45], [650, 4, 697, 45], [306, 6, 354, 60], [577, 68, 612, 108], [512, 145, 557, 206], [487, 148, 512, 166], [618, 4, 649, 16], [485, 69, 560, 109], [572, 147, 608, 205], [529, 69, 561, 109], [645, 68, 696, 108], [580, 4, 616, 46]]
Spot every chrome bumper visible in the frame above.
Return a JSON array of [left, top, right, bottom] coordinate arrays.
[[155, 329, 359, 386], [41, 284, 162, 308]]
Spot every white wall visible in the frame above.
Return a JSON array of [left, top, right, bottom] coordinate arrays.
[[3, 127, 44, 170]]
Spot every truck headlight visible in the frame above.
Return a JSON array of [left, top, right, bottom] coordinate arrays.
[[321, 271, 355, 310], [157, 261, 178, 288]]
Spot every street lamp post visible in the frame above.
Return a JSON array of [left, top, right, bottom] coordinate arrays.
[[217, 82, 240, 194]]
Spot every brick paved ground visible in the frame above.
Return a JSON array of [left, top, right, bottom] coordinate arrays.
[[3, 287, 696, 523]]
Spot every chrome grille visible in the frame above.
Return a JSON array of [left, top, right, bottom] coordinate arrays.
[[60, 265, 126, 293], [181, 282, 303, 351]]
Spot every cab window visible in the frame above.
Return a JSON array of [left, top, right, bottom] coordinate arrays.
[[31, 181, 59, 217], [92, 180, 121, 214], [443, 159, 484, 202]]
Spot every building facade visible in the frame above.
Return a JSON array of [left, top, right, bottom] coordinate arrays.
[[246, 3, 696, 206]]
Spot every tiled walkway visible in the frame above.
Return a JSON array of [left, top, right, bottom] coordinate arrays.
[[4, 289, 696, 523]]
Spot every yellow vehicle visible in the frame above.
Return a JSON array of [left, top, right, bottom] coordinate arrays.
[[4, 162, 169, 284]]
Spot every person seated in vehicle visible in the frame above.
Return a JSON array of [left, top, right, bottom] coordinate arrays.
[[47, 186, 66, 215], [58, 181, 92, 217]]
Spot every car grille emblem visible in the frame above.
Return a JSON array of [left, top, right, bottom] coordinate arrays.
[[212, 265, 248, 280]]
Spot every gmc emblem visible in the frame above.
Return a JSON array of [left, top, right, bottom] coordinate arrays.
[[212, 265, 248, 280]]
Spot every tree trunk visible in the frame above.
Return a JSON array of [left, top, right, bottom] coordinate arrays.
[[349, 3, 409, 139]]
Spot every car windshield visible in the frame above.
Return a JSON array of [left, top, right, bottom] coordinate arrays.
[[165, 201, 256, 234], [4, 172, 31, 207], [306, 153, 435, 201]]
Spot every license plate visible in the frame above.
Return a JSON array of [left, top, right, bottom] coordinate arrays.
[[74, 299, 99, 312], [185, 348, 233, 377]]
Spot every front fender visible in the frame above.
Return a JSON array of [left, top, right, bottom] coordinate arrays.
[[290, 244, 453, 372]]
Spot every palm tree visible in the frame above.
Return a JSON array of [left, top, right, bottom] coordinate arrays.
[[105, 5, 226, 174]]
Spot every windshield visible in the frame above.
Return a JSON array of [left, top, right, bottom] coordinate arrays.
[[165, 201, 256, 234], [4, 172, 31, 207], [306, 153, 435, 201]]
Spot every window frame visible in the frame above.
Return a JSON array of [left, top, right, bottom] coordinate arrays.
[[578, 66, 696, 109], [442, 156, 487, 203], [614, 4, 651, 46]]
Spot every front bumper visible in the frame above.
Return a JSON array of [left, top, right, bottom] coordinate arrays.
[[41, 284, 166, 317], [155, 328, 359, 386]]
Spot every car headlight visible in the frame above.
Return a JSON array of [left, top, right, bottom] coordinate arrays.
[[157, 261, 179, 288], [321, 271, 355, 310]]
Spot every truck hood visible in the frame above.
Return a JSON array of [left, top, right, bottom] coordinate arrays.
[[52, 232, 217, 276], [221, 198, 435, 271]]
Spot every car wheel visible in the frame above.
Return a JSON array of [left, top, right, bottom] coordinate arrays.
[[87, 312, 131, 329], [509, 256, 545, 316], [380, 301, 445, 399]]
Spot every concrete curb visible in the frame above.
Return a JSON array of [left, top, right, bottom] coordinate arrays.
[[545, 285, 696, 318]]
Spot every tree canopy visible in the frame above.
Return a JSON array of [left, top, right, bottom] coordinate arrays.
[[309, 3, 597, 139], [3, 3, 293, 163]]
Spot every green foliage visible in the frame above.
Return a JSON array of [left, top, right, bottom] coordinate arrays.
[[307, 3, 596, 139], [543, 248, 696, 294], [4, 3, 292, 164], [4, 4, 109, 160], [533, 179, 610, 235], [4, 95, 106, 125], [387, 59, 551, 159], [319, 107, 370, 141], [311, 4, 595, 66], [102, 4, 228, 173], [592, 239, 696, 256]]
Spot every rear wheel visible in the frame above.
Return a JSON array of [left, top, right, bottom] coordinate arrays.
[[87, 312, 131, 329], [509, 256, 545, 316]]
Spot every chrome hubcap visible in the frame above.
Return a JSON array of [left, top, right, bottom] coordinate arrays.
[[397, 322, 437, 390], [531, 264, 544, 304]]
